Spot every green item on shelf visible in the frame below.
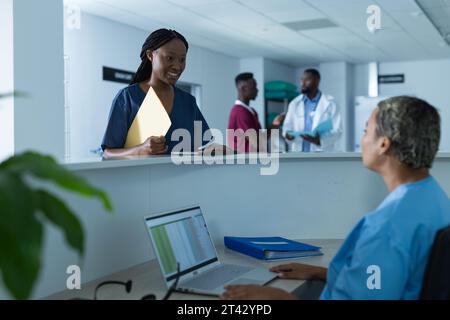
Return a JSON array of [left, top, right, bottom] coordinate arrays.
[[265, 90, 298, 100], [265, 81, 298, 92]]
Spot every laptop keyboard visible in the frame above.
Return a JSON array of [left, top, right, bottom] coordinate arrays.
[[181, 264, 253, 291]]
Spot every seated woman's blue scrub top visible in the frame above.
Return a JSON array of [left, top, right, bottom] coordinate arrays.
[[101, 84, 211, 153], [321, 176, 450, 300]]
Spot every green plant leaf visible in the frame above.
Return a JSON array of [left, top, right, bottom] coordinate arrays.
[[34, 189, 85, 256], [0, 151, 113, 299], [0, 152, 113, 212], [0, 171, 43, 300]]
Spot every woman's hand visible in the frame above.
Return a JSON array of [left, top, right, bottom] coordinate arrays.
[[270, 263, 327, 281], [139, 136, 168, 155], [220, 285, 296, 300]]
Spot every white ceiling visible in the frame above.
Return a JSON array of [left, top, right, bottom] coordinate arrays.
[[416, 0, 450, 46], [67, 0, 450, 67]]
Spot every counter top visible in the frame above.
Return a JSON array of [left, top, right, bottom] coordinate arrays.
[[63, 152, 450, 171]]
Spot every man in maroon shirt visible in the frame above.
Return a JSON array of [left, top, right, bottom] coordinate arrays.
[[227, 72, 262, 153]]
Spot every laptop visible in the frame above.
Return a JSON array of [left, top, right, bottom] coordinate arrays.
[[144, 206, 277, 296]]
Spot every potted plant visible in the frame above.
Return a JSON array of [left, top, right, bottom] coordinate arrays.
[[0, 92, 113, 299]]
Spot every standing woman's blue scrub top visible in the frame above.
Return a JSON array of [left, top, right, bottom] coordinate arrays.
[[321, 176, 450, 300], [101, 84, 211, 153]]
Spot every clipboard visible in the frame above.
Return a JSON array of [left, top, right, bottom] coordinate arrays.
[[124, 87, 172, 148]]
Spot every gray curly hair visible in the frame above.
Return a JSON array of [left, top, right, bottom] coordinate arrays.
[[376, 96, 440, 169]]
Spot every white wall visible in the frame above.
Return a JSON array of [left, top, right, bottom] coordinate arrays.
[[319, 62, 352, 152], [1, 0, 65, 160], [264, 58, 296, 84], [346, 64, 355, 152], [353, 63, 370, 97], [13, 0, 65, 160], [0, 0, 14, 160], [64, 12, 239, 158]]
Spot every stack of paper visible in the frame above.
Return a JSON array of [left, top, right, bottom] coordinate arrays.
[[124, 87, 172, 148]]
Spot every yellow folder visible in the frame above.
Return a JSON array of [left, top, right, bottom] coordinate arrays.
[[124, 87, 172, 148]]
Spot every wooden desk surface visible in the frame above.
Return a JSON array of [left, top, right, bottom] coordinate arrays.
[[45, 239, 342, 300]]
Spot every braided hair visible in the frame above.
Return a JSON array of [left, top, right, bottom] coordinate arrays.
[[130, 28, 189, 85]]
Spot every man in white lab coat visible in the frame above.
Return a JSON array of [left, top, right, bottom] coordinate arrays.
[[282, 69, 342, 152]]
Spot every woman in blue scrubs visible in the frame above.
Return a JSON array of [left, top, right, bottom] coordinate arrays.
[[221, 96, 450, 300], [101, 29, 211, 157]]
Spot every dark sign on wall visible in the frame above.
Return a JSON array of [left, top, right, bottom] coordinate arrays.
[[103, 66, 135, 84], [378, 74, 405, 84]]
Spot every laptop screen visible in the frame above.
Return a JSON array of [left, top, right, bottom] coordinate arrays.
[[145, 207, 218, 281]]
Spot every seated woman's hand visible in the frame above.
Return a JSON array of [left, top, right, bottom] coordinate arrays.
[[220, 285, 296, 300], [139, 136, 168, 155], [270, 263, 327, 281]]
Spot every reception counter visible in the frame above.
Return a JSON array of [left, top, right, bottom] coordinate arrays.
[[23, 152, 450, 298]]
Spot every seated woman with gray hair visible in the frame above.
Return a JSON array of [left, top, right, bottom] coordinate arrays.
[[221, 96, 450, 300]]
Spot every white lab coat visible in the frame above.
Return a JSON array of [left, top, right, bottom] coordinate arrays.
[[282, 93, 342, 152]]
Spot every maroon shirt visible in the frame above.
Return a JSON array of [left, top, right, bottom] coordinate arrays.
[[227, 103, 262, 152]]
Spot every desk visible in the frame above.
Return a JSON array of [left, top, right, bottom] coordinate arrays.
[[45, 239, 342, 300]]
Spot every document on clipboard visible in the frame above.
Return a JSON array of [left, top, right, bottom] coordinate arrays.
[[124, 87, 172, 148]]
